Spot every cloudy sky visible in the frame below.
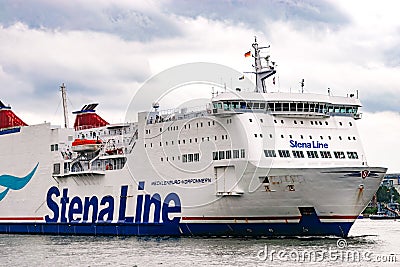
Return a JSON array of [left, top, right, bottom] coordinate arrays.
[[0, 0, 399, 172]]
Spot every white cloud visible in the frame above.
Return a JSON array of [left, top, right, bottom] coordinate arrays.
[[0, 1, 399, 173], [358, 111, 400, 173]]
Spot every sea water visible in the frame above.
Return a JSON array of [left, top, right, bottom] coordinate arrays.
[[0, 219, 398, 266]]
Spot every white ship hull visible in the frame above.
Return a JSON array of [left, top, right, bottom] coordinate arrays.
[[0, 40, 387, 237], [0, 122, 386, 237]]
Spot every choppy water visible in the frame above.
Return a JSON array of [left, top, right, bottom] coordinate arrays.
[[0, 220, 399, 266]]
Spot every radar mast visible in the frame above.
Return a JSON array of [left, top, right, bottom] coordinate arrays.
[[251, 37, 276, 93]]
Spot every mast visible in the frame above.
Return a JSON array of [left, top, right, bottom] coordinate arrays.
[[60, 83, 69, 128], [251, 37, 276, 93]]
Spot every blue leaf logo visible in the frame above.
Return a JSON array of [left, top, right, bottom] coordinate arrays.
[[0, 163, 39, 202]]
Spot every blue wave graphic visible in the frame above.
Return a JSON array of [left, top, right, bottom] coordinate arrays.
[[0, 163, 39, 201]]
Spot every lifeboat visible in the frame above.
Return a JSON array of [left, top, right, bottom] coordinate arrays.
[[72, 139, 102, 152]]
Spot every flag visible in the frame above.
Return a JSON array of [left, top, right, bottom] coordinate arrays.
[[273, 77, 275, 85], [239, 75, 244, 80], [244, 51, 251, 57]]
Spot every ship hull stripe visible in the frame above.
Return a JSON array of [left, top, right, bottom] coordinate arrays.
[[0, 221, 354, 237]]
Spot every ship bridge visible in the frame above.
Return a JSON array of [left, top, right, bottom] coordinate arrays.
[[210, 91, 362, 119]]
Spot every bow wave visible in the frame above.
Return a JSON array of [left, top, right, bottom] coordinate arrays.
[[0, 163, 39, 201]]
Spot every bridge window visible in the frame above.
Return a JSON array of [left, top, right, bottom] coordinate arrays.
[[240, 149, 246, 158], [307, 151, 319, 158], [278, 150, 290, 158], [213, 152, 218, 160], [297, 103, 304, 112], [320, 151, 332, 158], [303, 103, 309, 112], [309, 103, 315, 112], [53, 163, 60, 175], [267, 103, 274, 111], [333, 151, 346, 159], [292, 151, 305, 158], [264, 150, 276, 157], [283, 103, 289, 111], [223, 102, 231, 111], [347, 152, 359, 159]]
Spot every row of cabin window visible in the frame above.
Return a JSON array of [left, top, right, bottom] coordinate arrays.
[[212, 149, 246, 160], [257, 133, 357, 141], [145, 135, 229, 148], [251, 118, 353, 127], [160, 156, 181, 162], [182, 153, 200, 163], [146, 121, 217, 135], [264, 150, 359, 159], [215, 101, 358, 114], [160, 153, 201, 163]]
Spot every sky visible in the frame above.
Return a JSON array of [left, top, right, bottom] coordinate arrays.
[[0, 0, 399, 172]]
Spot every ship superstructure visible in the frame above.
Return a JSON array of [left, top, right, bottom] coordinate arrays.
[[0, 39, 386, 237]]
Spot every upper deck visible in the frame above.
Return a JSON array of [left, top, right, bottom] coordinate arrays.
[[210, 91, 362, 119]]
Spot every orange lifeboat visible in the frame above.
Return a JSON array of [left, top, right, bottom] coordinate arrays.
[[72, 139, 102, 152]]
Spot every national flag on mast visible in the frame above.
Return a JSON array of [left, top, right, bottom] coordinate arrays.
[[244, 51, 251, 57]]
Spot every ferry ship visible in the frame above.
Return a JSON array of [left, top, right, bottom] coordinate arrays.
[[0, 39, 387, 237]]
